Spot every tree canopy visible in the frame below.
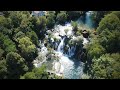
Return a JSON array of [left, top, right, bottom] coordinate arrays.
[[0, 11, 120, 79], [6, 52, 28, 79], [18, 36, 37, 62], [91, 53, 120, 79]]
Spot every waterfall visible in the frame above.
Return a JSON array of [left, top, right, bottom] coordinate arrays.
[[41, 43, 48, 54], [32, 11, 96, 79], [83, 38, 89, 45], [67, 46, 76, 57], [67, 46, 71, 56], [34, 23, 84, 79], [70, 46, 76, 56], [57, 37, 65, 53], [53, 24, 84, 79], [57, 37, 76, 58]]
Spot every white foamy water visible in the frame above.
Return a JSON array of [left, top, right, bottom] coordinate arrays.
[[54, 23, 73, 37], [53, 28, 84, 79], [83, 38, 89, 45], [33, 11, 94, 79]]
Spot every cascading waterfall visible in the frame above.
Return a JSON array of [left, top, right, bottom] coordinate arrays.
[[57, 37, 65, 53], [67, 46, 76, 58], [52, 23, 84, 79], [33, 11, 94, 79], [55, 36, 83, 79]]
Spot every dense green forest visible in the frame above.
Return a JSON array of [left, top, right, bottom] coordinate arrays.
[[0, 11, 120, 79]]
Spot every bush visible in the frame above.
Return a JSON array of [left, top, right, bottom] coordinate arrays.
[[97, 13, 120, 34], [90, 53, 120, 79], [6, 52, 28, 79], [56, 11, 68, 25]]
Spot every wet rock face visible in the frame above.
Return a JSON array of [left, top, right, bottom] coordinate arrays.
[[73, 41, 87, 61], [83, 33, 89, 38], [82, 30, 89, 38]]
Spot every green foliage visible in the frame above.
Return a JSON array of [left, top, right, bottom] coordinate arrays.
[[112, 11, 120, 19], [91, 53, 120, 79], [32, 65, 48, 79], [38, 16, 47, 31], [9, 11, 30, 28], [67, 39, 74, 47], [97, 13, 120, 34], [13, 31, 26, 42], [0, 33, 17, 54], [81, 74, 90, 79], [0, 27, 12, 37], [2, 11, 11, 18], [56, 11, 68, 25], [87, 42, 106, 59], [74, 36, 83, 46], [90, 12, 120, 57], [19, 18, 32, 33], [6, 52, 28, 79], [9, 11, 23, 28], [67, 11, 86, 20], [1, 11, 120, 79], [29, 16, 38, 30], [26, 31, 39, 46], [46, 12, 56, 29], [93, 12, 120, 54], [21, 65, 48, 79], [18, 36, 37, 62], [3, 36, 17, 54], [29, 16, 39, 31], [0, 58, 7, 79], [0, 16, 12, 37], [76, 29, 82, 36], [21, 64, 62, 79], [0, 48, 4, 59], [98, 29, 120, 53], [21, 11, 30, 18], [91, 11, 111, 26], [71, 21, 78, 34], [0, 16, 12, 29], [30, 16, 47, 39], [20, 72, 36, 79], [85, 12, 120, 79]]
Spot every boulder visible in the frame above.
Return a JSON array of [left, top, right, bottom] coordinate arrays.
[[82, 30, 89, 38]]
